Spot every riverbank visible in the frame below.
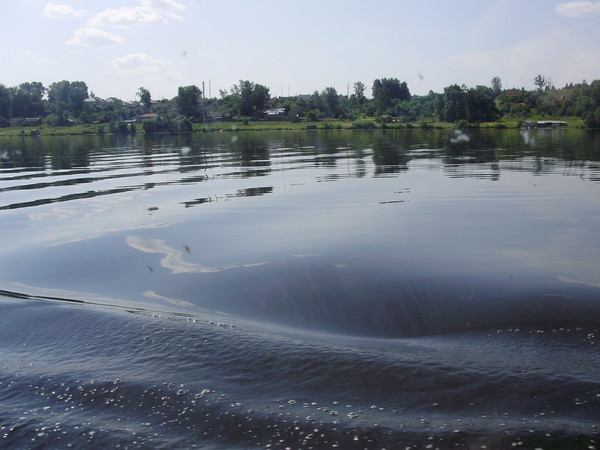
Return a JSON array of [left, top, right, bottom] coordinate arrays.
[[0, 117, 585, 137]]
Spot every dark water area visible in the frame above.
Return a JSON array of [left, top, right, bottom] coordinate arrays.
[[1, 129, 599, 448]]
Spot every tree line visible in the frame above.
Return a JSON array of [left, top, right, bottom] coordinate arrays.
[[1, 75, 600, 130]]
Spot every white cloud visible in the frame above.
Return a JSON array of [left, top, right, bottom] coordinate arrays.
[[142, 0, 185, 20], [88, 0, 185, 28], [8, 51, 60, 65], [66, 28, 125, 47], [43, 3, 86, 18], [112, 53, 172, 75], [36, 58, 59, 65], [89, 6, 166, 27], [440, 29, 600, 89], [142, 0, 185, 13], [555, 1, 600, 17], [9, 50, 36, 58]]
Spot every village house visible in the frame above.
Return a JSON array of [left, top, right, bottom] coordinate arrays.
[[83, 95, 106, 109], [208, 111, 232, 122], [124, 113, 158, 124], [137, 113, 158, 121], [264, 107, 287, 120], [523, 121, 568, 128], [23, 117, 42, 126]]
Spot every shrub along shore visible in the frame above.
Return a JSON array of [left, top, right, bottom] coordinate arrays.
[[0, 117, 585, 137]]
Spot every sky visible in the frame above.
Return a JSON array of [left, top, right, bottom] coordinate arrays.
[[1, 0, 600, 101]]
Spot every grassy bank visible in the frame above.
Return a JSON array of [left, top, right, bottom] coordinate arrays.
[[0, 123, 102, 137], [0, 117, 586, 137]]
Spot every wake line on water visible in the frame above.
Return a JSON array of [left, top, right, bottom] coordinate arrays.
[[0, 286, 237, 332], [0, 288, 186, 318], [0, 288, 85, 303], [0, 187, 134, 211]]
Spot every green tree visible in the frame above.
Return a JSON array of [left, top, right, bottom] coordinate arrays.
[[69, 81, 88, 115], [308, 90, 322, 111], [0, 84, 11, 119], [238, 81, 253, 116], [354, 81, 366, 105], [177, 115, 193, 132], [142, 116, 177, 133], [252, 83, 270, 114], [176, 85, 202, 119], [349, 81, 367, 114], [109, 120, 131, 134], [236, 80, 270, 116], [47, 80, 89, 116], [305, 108, 322, 121], [372, 78, 411, 114], [411, 90, 444, 119], [491, 76, 502, 97], [10, 82, 45, 118], [590, 80, 600, 108], [534, 74, 547, 91], [442, 84, 466, 122], [584, 107, 600, 128], [321, 87, 341, 118], [465, 86, 498, 122], [137, 87, 152, 113]]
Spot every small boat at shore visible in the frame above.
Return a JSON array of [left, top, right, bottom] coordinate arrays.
[[523, 121, 568, 128]]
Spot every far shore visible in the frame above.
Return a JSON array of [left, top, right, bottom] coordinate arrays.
[[0, 117, 586, 138]]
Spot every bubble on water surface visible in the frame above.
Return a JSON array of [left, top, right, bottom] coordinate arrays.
[[450, 130, 470, 144], [520, 129, 536, 146]]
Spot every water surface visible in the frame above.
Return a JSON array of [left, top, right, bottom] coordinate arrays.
[[1, 129, 599, 448]]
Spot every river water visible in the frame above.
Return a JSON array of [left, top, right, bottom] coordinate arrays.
[[1, 128, 599, 448]]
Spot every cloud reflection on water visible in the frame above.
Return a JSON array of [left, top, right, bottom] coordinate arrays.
[[142, 290, 206, 311], [505, 236, 600, 289], [126, 235, 269, 274]]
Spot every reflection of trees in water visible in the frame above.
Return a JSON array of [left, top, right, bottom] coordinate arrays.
[[371, 134, 410, 176], [439, 129, 600, 178], [228, 186, 273, 198], [354, 158, 367, 178], [306, 132, 343, 169], [178, 150, 207, 172], [297, 131, 371, 178], [442, 131, 505, 180], [225, 133, 272, 177], [0, 138, 45, 170], [34, 136, 95, 171], [239, 144, 271, 169], [180, 186, 273, 209], [3, 129, 599, 191]]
